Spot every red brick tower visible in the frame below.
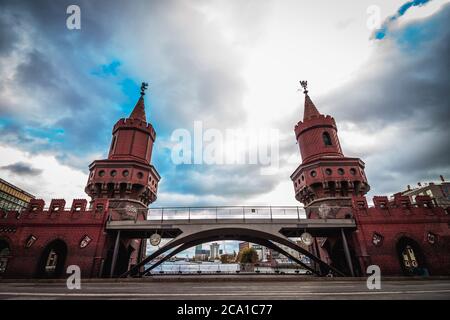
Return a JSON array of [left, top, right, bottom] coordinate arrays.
[[291, 81, 370, 217], [85, 82, 160, 220]]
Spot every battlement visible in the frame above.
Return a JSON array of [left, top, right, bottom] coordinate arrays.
[[113, 118, 156, 139], [294, 115, 336, 133], [0, 198, 110, 224], [352, 195, 448, 219]]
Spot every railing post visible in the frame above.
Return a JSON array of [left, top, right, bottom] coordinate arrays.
[[188, 207, 191, 222], [216, 207, 218, 222], [270, 206, 273, 221], [242, 207, 245, 222], [297, 206, 300, 221], [161, 208, 164, 223]]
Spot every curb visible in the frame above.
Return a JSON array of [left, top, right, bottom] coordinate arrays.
[[1, 275, 450, 283]]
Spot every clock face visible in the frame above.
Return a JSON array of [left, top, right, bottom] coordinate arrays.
[[150, 233, 161, 246], [301, 232, 313, 246]]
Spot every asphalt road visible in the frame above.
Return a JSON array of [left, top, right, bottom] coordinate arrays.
[[1, 278, 450, 300]]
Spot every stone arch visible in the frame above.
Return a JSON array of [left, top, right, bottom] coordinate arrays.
[[396, 236, 428, 276], [36, 239, 68, 278], [122, 227, 345, 277]]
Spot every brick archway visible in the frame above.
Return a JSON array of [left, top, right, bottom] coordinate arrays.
[[396, 236, 428, 276], [121, 227, 346, 277], [35, 239, 68, 278]]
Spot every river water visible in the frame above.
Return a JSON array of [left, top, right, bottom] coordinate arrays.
[[147, 261, 310, 274]]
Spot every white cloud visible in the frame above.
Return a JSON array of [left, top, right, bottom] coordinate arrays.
[[0, 144, 87, 205]]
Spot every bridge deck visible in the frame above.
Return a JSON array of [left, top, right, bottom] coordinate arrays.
[[106, 218, 357, 238]]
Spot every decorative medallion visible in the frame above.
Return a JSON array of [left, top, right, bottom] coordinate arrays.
[[300, 232, 313, 246], [79, 235, 92, 248], [125, 205, 138, 215], [150, 233, 161, 246], [426, 232, 437, 245], [25, 235, 37, 248], [372, 233, 383, 247], [318, 204, 331, 219]]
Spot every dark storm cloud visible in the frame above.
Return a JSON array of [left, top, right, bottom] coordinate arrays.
[[1, 0, 449, 205], [159, 164, 280, 199], [116, 0, 252, 133], [0, 162, 42, 176], [0, 0, 132, 170], [0, 11, 20, 55], [316, 4, 450, 196], [0, 0, 252, 172], [320, 5, 450, 130]]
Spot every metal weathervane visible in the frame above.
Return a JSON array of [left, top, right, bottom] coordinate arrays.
[[299, 80, 308, 94], [140, 82, 149, 96]]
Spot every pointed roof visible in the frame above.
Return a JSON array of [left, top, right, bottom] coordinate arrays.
[[303, 94, 321, 121], [129, 96, 147, 122]]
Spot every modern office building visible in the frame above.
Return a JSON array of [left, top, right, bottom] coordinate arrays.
[[0, 178, 35, 212]]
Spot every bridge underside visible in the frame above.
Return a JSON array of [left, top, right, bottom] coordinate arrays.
[[105, 220, 357, 278]]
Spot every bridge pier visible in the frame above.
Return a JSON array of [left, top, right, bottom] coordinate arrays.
[[341, 228, 355, 277], [110, 230, 121, 277]]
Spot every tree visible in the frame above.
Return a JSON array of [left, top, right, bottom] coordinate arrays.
[[220, 254, 233, 264], [238, 247, 258, 264]]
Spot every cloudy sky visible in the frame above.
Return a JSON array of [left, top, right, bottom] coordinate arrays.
[[0, 0, 449, 210]]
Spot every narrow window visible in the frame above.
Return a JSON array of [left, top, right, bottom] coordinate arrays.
[[323, 132, 332, 146], [109, 136, 116, 154]]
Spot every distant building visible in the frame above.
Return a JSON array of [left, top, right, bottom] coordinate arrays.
[[251, 244, 268, 262], [194, 244, 210, 261], [210, 243, 220, 260], [0, 178, 34, 212], [194, 244, 202, 255], [400, 179, 450, 212]]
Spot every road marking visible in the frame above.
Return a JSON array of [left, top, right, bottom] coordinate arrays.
[[0, 289, 449, 297]]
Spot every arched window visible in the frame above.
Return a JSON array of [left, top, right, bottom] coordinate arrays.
[[36, 239, 68, 278], [323, 132, 332, 146]]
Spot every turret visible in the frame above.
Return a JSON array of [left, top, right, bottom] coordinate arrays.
[[85, 82, 160, 215], [291, 81, 370, 216]]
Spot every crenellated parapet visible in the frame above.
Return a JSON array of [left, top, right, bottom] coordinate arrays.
[[350, 194, 450, 276], [294, 115, 337, 138], [352, 195, 448, 219], [112, 117, 156, 141], [0, 198, 110, 225], [291, 86, 370, 211]]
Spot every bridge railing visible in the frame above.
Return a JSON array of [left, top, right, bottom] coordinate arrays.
[[146, 206, 307, 221]]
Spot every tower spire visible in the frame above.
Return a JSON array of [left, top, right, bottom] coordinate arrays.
[[292, 81, 370, 211], [129, 82, 149, 122], [299, 80, 321, 121]]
